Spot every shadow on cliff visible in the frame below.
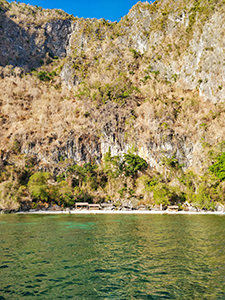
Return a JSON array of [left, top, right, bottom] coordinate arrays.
[[0, 9, 72, 70]]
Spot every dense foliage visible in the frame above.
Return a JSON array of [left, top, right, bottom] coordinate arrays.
[[0, 148, 224, 211], [209, 152, 225, 181]]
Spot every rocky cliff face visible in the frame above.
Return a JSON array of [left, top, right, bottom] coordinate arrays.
[[124, 0, 225, 104], [0, 0, 224, 175], [0, 1, 74, 69]]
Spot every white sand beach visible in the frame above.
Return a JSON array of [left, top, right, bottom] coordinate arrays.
[[16, 210, 225, 215]]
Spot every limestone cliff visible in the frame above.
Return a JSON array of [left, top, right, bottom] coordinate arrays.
[[0, 0, 224, 176]]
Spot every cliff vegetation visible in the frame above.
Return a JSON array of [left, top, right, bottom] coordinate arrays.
[[0, 0, 224, 211]]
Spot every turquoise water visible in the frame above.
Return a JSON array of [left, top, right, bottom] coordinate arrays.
[[0, 215, 225, 299]]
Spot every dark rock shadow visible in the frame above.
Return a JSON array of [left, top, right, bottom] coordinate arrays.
[[0, 7, 73, 70]]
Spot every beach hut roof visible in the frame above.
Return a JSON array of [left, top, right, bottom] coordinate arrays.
[[101, 203, 114, 207], [168, 205, 179, 209]]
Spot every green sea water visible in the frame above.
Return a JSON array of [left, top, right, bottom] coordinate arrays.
[[0, 214, 224, 299]]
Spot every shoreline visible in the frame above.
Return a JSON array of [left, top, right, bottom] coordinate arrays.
[[14, 210, 225, 215]]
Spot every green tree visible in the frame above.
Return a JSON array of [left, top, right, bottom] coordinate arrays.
[[103, 148, 120, 178], [192, 184, 216, 210], [121, 153, 148, 178], [103, 148, 121, 196], [28, 172, 51, 202], [209, 152, 225, 181], [152, 183, 172, 207], [66, 163, 99, 190], [152, 183, 184, 207], [55, 181, 74, 207], [66, 165, 86, 187]]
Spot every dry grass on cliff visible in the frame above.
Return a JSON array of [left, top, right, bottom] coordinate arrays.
[[0, 73, 92, 152], [137, 79, 225, 149], [1, 64, 224, 167], [2, 0, 72, 26]]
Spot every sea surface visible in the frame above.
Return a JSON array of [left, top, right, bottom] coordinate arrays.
[[0, 214, 224, 299]]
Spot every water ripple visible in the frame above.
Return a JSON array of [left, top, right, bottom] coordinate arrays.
[[0, 214, 224, 299]]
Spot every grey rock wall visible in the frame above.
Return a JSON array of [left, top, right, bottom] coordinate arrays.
[[0, 10, 74, 69]]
